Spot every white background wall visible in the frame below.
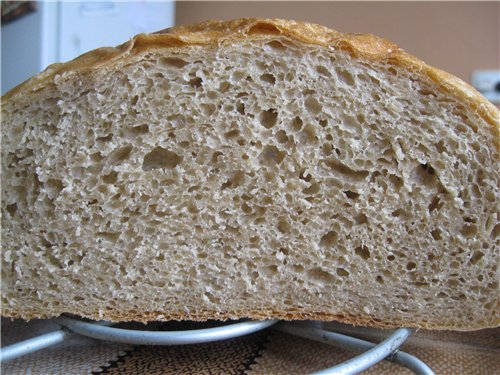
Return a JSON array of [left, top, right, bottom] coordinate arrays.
[[1, 1, 175, 95]]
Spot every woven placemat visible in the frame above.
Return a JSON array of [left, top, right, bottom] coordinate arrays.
[[1, 318, 499, 374]]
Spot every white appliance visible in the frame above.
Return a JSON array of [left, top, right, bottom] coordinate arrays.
[[1, 1, 175, 95], [471, 70, 500, 104]]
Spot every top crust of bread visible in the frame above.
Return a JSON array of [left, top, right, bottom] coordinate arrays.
[[3, 18, 499, 136]]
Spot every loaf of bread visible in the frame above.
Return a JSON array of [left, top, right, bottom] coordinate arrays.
[[1, 19, 498, 331]]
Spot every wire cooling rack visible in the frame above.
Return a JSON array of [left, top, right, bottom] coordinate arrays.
[[0, 315, 434, 375]]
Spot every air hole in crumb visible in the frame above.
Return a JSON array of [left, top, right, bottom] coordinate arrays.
[[322, 143, 333, 156], [304, 96, 322, 114], [406, 262, 417, 271], [488, 281, 498, 290], [491, 224, 500, 240], [428, 196, 442, 212], [299, 169, 312, 182], [344, 190, 359, 200], [387, 255, 396, 261], [46, 179, 64, 198], [97, 232, 120, 242], [124, 124, 149, 138], [316, 66, 331, 77], [241, 203, 252, 214], [303, 183, 320, 195], [189, 77, 203, 88], [211, 151, 223, 164], [308, 268, 335, 284], [335, 68, 355, 86], [388, 175, 404, 190], [279, 247, 289, 256], [354, 246, 370, 260], [108, 145, 133, 166], [160, 57, 188, 68], [224, 129, 240, 139], [6, 203, 17, 216], [219, 81, 230, 92], [259, 146, 285, 166], [275, 130, 288, 144], [262, 196, 273, 205], [202, 103, 216, 116], [319, 231, 337, 248], [418, 88, 436, 97], [431, 229, 442, 241], [412, 163, 438, 187], [299, 125, 317, 144], [221, 170, 246, 190], [376, 275, 384, 284], [435, 140, 447, 154], [460, 223, 477, 238], [264, 265, 279, 276], [87, 199, 98, 206], [388, 67, 398, 76], [102, 171, 118, 184], [236, 102, 245, 115], [391, 209, 406, 218], [323, 158, 369, 181], [355, 213, 368, 225], [142, 147, 182, 171], [260, 73, 276, 84], [254, 217, 266, 225], [265, 40, 286, 50], [277, 218, 291, 234], [249, 236, 260, 244], [260, 109, 278, 129], [90, 152, 104, 162], [336, 267, 350, 277], [241, 193, 253, 201], [187, 202, 199, 214], [291, 117, 303, 131], [469, 251, 484, 265]]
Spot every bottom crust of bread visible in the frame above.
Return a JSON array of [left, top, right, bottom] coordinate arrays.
[[2, 308, 498, 331]]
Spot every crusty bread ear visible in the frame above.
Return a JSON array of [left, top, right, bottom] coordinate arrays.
[[1, 18, 499, 330]]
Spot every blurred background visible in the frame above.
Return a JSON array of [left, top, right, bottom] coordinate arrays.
[[2, 1, 499, 102]]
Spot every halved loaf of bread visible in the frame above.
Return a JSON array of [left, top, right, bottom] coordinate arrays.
[[1, 19, 499, 330]]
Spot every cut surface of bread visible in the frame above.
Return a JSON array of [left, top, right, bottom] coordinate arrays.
[[1, 19, 499, 330]]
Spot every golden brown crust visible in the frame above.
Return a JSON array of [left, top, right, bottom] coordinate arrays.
[[3, 18, 498, 136]]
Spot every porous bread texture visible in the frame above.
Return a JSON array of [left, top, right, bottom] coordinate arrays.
[[1, 19, 499, 331]]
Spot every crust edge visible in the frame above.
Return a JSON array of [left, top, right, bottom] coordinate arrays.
[[2, 308, 499, 331]]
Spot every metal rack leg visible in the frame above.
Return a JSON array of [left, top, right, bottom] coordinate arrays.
[[0, 328, 72, 362], [275, 323, 435, 375]]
